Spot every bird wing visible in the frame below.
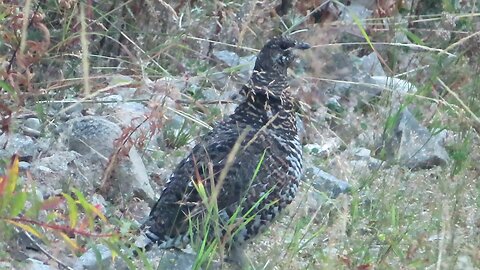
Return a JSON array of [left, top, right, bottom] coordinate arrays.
[[145, 122, 269, 241]]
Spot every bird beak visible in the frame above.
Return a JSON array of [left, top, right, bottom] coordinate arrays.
[[294, 42, 311, 50]]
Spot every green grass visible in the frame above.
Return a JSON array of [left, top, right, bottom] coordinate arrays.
[[0, 0, 479, 269]]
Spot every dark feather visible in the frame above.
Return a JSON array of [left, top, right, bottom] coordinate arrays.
[[142, 36, 310, 252]]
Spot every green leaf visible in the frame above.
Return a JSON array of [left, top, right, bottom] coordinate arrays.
[[193, 179, 208, 203], [59, 232, 80, 251], [9, 191, 27, 217], [401, 29, 425, 46], [390, 205, 397, 227], [103, 241, 136, 270], [0, 80, 15, 95], [73, 188, 107, 222], [1, 156, 20, 216], [72, 188, 96, 227], [6, 219, 43, 239], [350, 12, 375, 53], [119, 221, 132, 235], [360, 122, 368, 130], [72, 188, 89, 209], [24, 187, 42, 218], [63, 193, 78, 228]]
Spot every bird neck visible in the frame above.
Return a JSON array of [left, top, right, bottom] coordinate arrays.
[[250, 69, 288, 91], [232, 82, 296, 129], [232, 66, 297, 128], [241, 69, 289, 101]]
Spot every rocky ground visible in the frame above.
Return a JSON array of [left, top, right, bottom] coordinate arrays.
[[1, 0, 479, 269]]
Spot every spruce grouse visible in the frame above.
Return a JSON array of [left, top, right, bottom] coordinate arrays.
[[142, 36, 310, 257]]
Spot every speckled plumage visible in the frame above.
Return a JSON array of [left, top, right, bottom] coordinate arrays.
[[143, 36, 310, 252]]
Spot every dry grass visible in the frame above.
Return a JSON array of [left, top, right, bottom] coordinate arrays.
[[0, 0, 479, 269]]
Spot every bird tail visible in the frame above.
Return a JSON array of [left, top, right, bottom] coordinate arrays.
[[136, 225, 190, 251]]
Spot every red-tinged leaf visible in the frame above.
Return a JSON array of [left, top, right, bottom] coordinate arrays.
[[5, 219, 43, 239], [45, 211, 62, 222], [62, 193, 78, 228], [40, 196, 64, 210], [6, 155, 19, 194], [339, 255, 351, 267], [0, 176, 6, 195], [77, 215, 90, 232], [88, 203, 107, 223], [9, 191, 27, 216], [357, 264, 372, 270]]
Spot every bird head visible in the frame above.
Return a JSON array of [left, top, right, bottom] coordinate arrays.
[[244, 36, 310, 102], [253, 36, 310, 77]]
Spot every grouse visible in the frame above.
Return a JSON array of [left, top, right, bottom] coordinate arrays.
[[142, 36, 310, 260]]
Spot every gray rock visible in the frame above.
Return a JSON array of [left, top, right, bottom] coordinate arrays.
[[98, 94, 124, 108], [140, 248, 223, 270], [320, 51, 416, 111], [237, 55, 257, 79], [32, 151, 79, 173], [322, 52, 384, 106], [114, 146, 155, 202], [325, 72, 417, 114], [74, 244, 219, 270], [98, 100, 156, 149], [326, 96, 343, 113], [22, 127, 41, 137], [127, 198, 150, 223], [25, 258, 53, 270], [30, 151, 83, 196], [352, 147, 371, 158], [213, 50, 256, 78], [47, 100, 84, 119], [0, 262, 12, 269], [213, 50, 240, 67], [73, 244, 112, 270], [63, 116, 122, 158], [151, 249, 198, 270], [371, 76, 417, 109], [339, 2, 373, 27], [88, 193, 108, 210], [108, 102, 150, 136], [303, 167, 351, 199], [18, 161, 31, 170], [210, 50, 256, 93], [296, 116, 306, 143], [360, 52, 386, 77], [61, 116, 155, 201], [455, 255, 476, 270], [108, 74, 135, 88], [64, 101, 84, 116], [350, 147, 383, 170], [379, 108, 450, 170], [350, 158, 383, 173], [0, 133, 37, 159], [0, 149, 8, 160], [304, 137, 341, 157], [23, 117, 41, 131]]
